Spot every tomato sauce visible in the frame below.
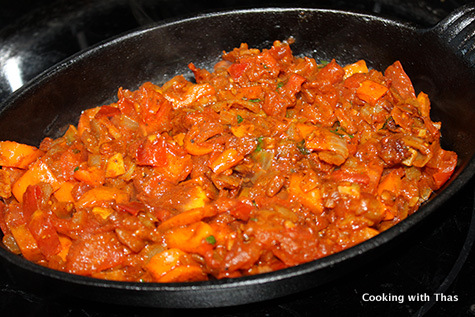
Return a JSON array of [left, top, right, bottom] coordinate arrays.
[[0, 41, 457, 282]]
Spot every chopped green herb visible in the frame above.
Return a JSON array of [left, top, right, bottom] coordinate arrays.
[[74, 166, 79, 172], [381, 116, 394, 130], [319, 60, 330, 67], [237, 115, 244, 124], [285, 109, 295, 118], [250, 217, 258, 222], [205, 235, 216, 245], [252, 200, 257, 207], [249, 98, 261, 103], [276, 82, 285, 89], [330, 129, 344, 137], [330, 122, 354, 138], [296, 140, 310, 155], [342, 128, 354, 138], [255, 136, 264, 152]]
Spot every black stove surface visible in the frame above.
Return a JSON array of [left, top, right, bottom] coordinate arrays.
[[0, 1, 474, 316]]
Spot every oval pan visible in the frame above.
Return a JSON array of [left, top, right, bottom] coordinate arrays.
[[0, 6, 474, 308]]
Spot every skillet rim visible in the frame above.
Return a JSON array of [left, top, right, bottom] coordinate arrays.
[[0, 6, 421, 109], [0, 6, 474, 306]]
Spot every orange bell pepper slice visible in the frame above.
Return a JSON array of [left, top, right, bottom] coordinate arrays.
[[0, 141, 42, 169], [356, 80, 388, 104]]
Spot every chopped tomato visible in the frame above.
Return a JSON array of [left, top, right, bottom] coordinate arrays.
[[0, 40, 456, 283]]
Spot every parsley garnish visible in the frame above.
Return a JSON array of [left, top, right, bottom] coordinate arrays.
[[205, 235, 216, 245], [330, 122, 354, 138], [297, 140, 310, 155], [249, 98, 261, 103], [381, 116, 394, 130], [237, 115, 244, 124], [255, 136, 264, 152]]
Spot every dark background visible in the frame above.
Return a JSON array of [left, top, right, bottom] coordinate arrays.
[[0, 1, 474, 316]]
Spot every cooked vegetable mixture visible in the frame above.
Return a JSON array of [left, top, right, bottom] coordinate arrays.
[[0, 41, 457, 282]]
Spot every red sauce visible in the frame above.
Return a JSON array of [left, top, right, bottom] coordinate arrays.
[[0, 41, 457, 282]]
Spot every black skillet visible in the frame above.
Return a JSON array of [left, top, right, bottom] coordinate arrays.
[[0, 5, 474, 308]]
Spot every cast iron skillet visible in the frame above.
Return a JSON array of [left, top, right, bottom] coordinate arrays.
[[0, 5, 474, 308]]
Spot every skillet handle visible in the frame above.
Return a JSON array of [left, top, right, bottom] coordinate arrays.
[[431, 4, 475, 66]]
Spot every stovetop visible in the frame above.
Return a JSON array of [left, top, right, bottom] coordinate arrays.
[[0, 1, 474, 316]]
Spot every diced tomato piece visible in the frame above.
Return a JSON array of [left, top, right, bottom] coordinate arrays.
[[229, 201, 254, 221], [135, 134, 168, 167], [28, 210, 61, 258], [427, 148, 458, 189], [117, 88, 137, 118], [95, 105, 121, 119], [22, 184, 43, 220], [236, 86, 263, 100], [60, 148, 83, 181], [281, 73, 306, 97], [315, 59, 345, 86], [66, 232, 128, 275], [227, 62, 248, 80], [220, 240, 262, 274], [115, 201, 146, 216], [384, 60, 416, 100]]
